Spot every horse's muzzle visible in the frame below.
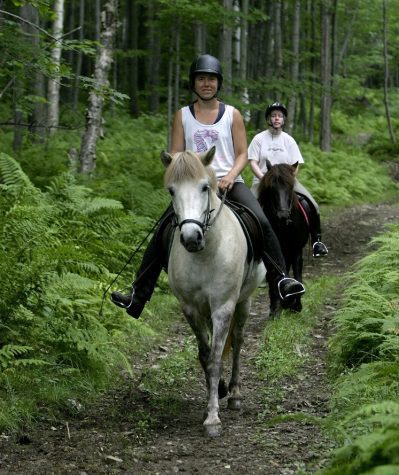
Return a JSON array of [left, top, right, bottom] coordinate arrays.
[[180, 231, 205, 252]]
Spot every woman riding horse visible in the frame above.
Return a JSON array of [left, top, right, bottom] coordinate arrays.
[[248, 102, 328, 258], [111, 57, 305, 318]]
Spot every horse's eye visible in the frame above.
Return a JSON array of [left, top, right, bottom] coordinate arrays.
[[168, 187, 175, 197], [202, 184, 209, 192]]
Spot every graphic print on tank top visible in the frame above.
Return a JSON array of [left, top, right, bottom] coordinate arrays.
[[193, 129, 219, 152]]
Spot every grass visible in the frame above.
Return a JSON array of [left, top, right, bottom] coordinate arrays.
[[255, 276, 338, 383]]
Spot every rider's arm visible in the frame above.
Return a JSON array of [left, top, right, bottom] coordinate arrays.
[[249, 159, 264, 180], [248, 133, 264, 180], [170, 109, 185, 153], [218, 108, 248, 191]]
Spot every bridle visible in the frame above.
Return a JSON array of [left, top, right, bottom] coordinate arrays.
[[279, 192, 295, 223], [176, 188, 227, 236]]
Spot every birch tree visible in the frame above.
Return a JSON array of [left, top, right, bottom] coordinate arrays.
[[47, 0, 65, 135], [79, 0, 119, 174]]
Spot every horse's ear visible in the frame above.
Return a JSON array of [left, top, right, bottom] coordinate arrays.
[[266, 159, 272, 171], [161, 150, 173, 168], [199, 146, 216, 166]]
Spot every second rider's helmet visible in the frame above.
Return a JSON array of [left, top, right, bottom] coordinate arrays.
[[265, 102, 288, 121], [189, 54, 223, 91]]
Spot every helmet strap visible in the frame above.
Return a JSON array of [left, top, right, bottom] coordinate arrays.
[[193, 89, 218, 101]]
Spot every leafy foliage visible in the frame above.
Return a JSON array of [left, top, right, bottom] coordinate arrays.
[[298, 144, 398, 206], [0, 151, 161, 430], [323, 224, 399, 474]]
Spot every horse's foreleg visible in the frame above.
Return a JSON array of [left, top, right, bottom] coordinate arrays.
[[290, 252, 304, 313], [203, 304, 233, 437], [267, 274, 282, 318], [182, 307, 211, 389], [228, 300, 250, 411]]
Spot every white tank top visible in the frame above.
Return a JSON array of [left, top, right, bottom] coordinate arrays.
[[181, 104, 243, 182]]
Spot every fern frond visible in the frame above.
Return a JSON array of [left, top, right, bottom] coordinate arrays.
[[0, 345, 33, 369], [0, 153, 35, 189]]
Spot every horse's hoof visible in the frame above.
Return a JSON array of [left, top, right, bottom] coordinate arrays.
[[269, 306, 281, 318], [204, 423, 222, 437], [218, 379, 228, 399], [290, 299, 303, 313], [227, 397, 241, 411]]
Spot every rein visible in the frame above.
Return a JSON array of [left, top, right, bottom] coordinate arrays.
[[177, 188, 227, 235]]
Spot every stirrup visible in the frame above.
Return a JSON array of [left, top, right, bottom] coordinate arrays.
[[313, 241, 328, 257], [110, 291, 134, 309], [278, 277, 306, 300]]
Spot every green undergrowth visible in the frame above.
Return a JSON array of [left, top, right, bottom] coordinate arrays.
[[320, 224, 399, 474], [0, 151, 176, 433]]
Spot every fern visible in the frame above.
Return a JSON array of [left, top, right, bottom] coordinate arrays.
[[0, 345, 33, 369], [0, 152, 35, 190]]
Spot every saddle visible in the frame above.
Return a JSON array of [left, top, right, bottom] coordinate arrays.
[[295, 193, 312, 229], [225, 199, 264, 263]]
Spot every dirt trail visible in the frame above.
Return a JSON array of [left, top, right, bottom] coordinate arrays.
[[1, 201, 399, 475]]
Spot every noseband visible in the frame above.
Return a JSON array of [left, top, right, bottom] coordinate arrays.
[[177, 188, 227, 235]]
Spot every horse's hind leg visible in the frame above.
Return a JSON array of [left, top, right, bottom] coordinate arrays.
[[228, 300, 250, 411]]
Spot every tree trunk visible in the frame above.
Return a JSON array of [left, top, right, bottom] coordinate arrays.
[[146, 1, 160, 113], [308, 0, 317, 142], [320, 0, 332, 151], [173, 23, 181, 111], [219, 0, 233, 96], [47, 0, 65, 135], [72, 0, 85, 111], [194, 21, 206, 56], [382, 0, 396, 144], [79, 0, 119, 174], [239, 0, 249, 119], [287, 0, 301, 134], [274, 0, 283, 78], [20, 4, 46, 141], [128, 0, 139, 117], [12, 77, 24, 151]]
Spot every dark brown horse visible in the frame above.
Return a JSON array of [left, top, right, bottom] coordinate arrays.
[[258, 160, 310, 316]]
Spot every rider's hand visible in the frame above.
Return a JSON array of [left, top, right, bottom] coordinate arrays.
[[218, 174, 235, 192]]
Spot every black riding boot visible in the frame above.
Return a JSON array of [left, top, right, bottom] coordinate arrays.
[[310, 212, 328, 257], [111, 206, 174, 318]]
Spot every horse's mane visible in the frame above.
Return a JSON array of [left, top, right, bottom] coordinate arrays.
[[164, 150, 218, 190]]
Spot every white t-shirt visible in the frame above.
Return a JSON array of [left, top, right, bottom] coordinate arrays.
[[181, 104, 243, 182], [248, 130, 304, 188]]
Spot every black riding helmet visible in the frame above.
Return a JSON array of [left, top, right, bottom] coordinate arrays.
[[189, 54, 223, 92], [265, 102, 288, 121]]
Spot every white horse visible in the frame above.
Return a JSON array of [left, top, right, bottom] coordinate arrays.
[[161, 147, 265, 437]]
